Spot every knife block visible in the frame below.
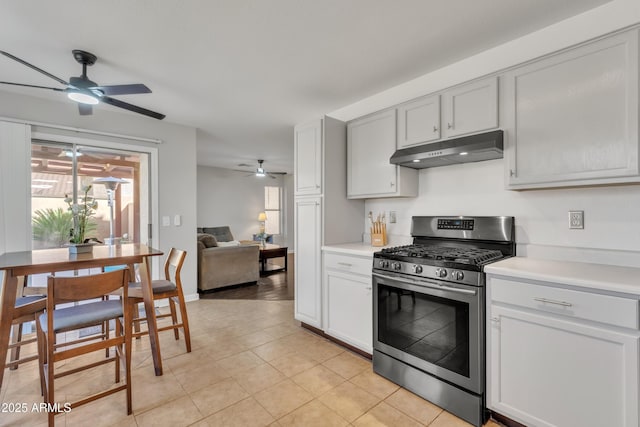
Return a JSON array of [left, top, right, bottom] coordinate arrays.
[[371, 224, 387, 247]]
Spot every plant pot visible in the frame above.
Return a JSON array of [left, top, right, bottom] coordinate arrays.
[[67, 243, 94, 254]]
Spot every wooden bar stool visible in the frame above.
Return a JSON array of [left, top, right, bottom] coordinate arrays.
[[128, 248, 191, 352], [8, 297, 46, 370], [6, 277, 46, 372], [36, 268, 133, 426]]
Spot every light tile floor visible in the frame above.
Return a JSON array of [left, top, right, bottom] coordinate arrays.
[[1, 299, 502, 427]]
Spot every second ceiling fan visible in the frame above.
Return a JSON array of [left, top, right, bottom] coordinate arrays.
[[239, 160, 285, 179]]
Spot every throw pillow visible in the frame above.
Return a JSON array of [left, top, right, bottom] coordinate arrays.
[[197, 233, 218, 248], [217, 240, 241, 247]]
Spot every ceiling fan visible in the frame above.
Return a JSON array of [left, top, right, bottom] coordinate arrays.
[[0, 49, 165, 120], [238, 159, 285, 179]]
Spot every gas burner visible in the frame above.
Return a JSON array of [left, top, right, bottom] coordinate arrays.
[[380, 244, 503, 266]]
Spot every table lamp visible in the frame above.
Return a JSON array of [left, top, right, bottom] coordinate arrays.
[[258, 212, 267, 233], [93, 176, 128, 245], [257, 212, 267, 246]]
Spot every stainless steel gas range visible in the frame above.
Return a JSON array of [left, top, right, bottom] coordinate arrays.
[[372, 216, 515, 427]]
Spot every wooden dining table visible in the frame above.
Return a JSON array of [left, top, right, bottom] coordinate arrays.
[[0, 243, 164, 388]]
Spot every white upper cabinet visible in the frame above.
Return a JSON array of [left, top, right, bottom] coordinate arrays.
[[505, 29, 639, 189], [395, 77, 498, 149], [348, 109, 418, 199], [294, 119, 322, 195], [443, 76, 499, 138], [397, 94, 441, 148]]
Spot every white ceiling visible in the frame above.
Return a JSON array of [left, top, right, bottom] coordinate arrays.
[[0, 0, 610, 174]]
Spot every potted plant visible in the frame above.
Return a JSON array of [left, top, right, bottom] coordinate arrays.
[[65, 185, 98, 253], [32, 207, 74, 249]]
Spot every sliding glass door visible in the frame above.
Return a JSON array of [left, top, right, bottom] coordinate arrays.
[[30, 141, 150, 249]]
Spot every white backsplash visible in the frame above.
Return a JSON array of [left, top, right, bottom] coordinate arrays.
[[364, 159, 640, 267]]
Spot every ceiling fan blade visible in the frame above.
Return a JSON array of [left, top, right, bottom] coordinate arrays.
[[78, 103, 93, 116], [0, 81, 64, 91], [91, 84, 151, 96], [0, 50, 69, 86], [100, 95, 165, 120]]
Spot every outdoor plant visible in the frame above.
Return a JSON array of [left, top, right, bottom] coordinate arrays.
[[64, 185, 98, 244], [32, 207, 73, 248]]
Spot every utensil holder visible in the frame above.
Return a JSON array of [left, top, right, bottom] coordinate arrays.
[[371, 223, 387, 247], [371, 233, 386, 247]]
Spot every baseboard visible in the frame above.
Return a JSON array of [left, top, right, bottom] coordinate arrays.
[[301, 322, 372, 360], [184, 293, 200, 302], [489, 411, 527, 427]]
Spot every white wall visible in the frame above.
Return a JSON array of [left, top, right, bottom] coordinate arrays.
[[328, 0, 640, 267], [197, 166, 293, 248], [0, 90, 199, 299]]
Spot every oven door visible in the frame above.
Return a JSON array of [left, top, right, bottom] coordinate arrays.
[[373, 270, 483, 394]]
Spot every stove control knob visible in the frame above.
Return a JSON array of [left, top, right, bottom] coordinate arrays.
[[435, 268, 447, 278], [412, 265, 423, 274], [393, 262, 402, 271], [378, 260, 386, 268], [453, 270, 464, 280]]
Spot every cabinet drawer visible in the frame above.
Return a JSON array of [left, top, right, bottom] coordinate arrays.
[[491, 278, 639, 329], [324, 252, 372, 276]]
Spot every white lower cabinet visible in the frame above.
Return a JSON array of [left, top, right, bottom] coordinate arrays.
[[322, 251, 373, 354], [488, 276, 640, 427]]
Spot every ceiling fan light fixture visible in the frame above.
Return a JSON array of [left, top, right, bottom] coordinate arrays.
[[67, 91, 99, 105], [256, 167, 266, 177]]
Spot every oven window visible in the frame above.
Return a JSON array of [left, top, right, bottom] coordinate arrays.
[[377, 283, 470, 377]]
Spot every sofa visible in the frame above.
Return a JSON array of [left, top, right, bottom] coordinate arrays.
[[196, 226, 260, 292]]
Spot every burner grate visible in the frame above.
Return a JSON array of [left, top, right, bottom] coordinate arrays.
[[380, 245, 503, 265]]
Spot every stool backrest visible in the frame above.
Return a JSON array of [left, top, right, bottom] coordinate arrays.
[[47, 268, 130, 306], [164, 248, 186, 289]]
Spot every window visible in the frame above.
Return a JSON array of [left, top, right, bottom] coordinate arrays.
[[264, 186, 281, 235]]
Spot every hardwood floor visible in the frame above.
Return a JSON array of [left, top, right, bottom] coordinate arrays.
[[199, 253, 294, 301]]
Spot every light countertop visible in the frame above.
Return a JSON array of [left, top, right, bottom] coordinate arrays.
[[322, 242, 390, 257], [485, 257, 640, 296]]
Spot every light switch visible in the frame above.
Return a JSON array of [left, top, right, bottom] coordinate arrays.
[[174, 214, 181, 226], [162, 216, 170, 227]]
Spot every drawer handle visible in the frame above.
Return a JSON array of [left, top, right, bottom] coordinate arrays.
[[534, 297, 572, 307], [337, 262, 352, 267]]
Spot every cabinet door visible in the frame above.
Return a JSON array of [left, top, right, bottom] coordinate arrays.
[[294, 197, 322, 327], [397, 94, 440, 148], [443, 76, 498, 138], [489, 305, 639, 427], [294, 119, 322, 195], [347, 109, 399, 198], [505, 30, 639, 189], [323, 269, 372, 353]]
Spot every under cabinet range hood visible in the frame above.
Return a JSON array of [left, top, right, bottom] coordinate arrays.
[[390, 130, 503, 169]]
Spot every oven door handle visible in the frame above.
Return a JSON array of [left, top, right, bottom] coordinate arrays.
[[373, 272, 477, 295]]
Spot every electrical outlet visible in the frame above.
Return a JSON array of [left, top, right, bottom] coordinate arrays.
[[389, 211, 397, 223], [569, 211, 584, 229]]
